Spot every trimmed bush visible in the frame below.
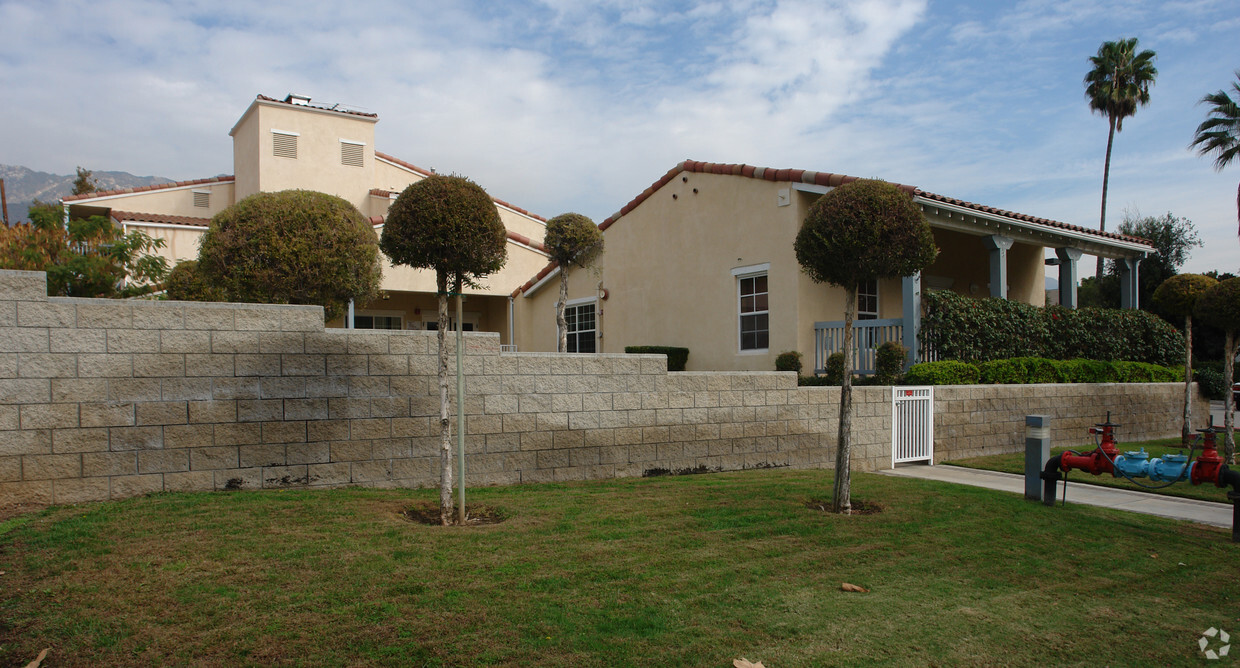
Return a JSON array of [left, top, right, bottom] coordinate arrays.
[[1196, 366, 1227, 400], [922, 290, 1183, 367], [775, 351, 803, 374], [1056, 359, 1119, 383], [625, 346, 690, 371], [824, 352, 845, 385], [904, 361, 980, 385], [798, 375, 835, 386], [875, 341, 907, 383]]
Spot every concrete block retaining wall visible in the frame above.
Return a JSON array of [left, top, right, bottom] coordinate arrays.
[[0, 270, 1205, 505]]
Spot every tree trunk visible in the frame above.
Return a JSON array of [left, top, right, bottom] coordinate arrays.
[[436, 272, 452, 526], [1096, 114, 1117, 279], [833, 285, 857, 514], [1183, 314, 1193, 444], [1224, 330, 1236, 465], [455, 276, 466, 526], [556, 269, 568, 353]]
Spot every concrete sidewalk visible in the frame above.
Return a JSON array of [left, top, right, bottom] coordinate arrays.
[[879, 464, 1234, 528]]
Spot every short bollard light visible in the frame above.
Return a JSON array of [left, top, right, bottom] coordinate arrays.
[[1025, 415, 1051, 501]]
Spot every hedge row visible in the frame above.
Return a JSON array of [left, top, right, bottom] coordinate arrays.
[[903, 357, 1183, 386], [625, 346, 690, 372], [920, 290, 1184, 367]]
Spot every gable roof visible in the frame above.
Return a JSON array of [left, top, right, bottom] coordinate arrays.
[[63, 176, 235, 203], [513, 159, 1155, 298], [111, 211, 212, 227]]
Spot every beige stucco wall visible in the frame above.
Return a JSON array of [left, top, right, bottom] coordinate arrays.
[[124, 224, 204, 265], [82, 182, 235, 221], [231, 100, 378, 211]]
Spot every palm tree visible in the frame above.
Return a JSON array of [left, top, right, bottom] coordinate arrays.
[[1084, 38, 1157, 277], [1189, 70, 1240, 239]]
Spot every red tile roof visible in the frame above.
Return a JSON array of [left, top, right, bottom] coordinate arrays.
[[375, 151, 548, 223], [64, 176, 235, 203], [367, 213, 547, 254], [512, 159, 1153, 298], [255, 94, 378, 119], [111, 211, 212, 227]]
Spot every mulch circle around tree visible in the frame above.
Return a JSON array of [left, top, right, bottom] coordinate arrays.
[[402, 502, 508, 526], [805, 498, 883, 515]]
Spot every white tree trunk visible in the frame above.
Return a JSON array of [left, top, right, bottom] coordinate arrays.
[[833, 285, 856, 514], [556, 270, 569, 353], [436, 273, 452, 526]]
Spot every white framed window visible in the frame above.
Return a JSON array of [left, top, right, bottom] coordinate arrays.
[[353, 314, 402, 330], [858, 279, 879, 320], [733, 263, 769, 352], [272, 130, 299, 159], [192, 190, 210, 208], [340, 140, 365, 167], [563, 298, 597, 353], [423, 312, 480, 332]]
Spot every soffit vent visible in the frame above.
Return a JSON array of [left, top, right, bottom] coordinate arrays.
[[341, 140, 365, 168], [192, 190, 210, 208], [272, 131, 298, 159]]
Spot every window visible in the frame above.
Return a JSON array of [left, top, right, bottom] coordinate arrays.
[[565, 301, 596, 353], [353, 314, 402, 330], [736, 270, 769, 351], [272, 130, 298, 159], [858, 279, 879, 320], [341, 140, 365, 167], [192, 190, 210, 208]]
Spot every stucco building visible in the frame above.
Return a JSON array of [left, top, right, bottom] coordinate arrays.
[[510, 160, 1156, 372], [62, 94, 549, 345]]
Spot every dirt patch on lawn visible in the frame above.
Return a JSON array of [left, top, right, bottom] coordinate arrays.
[[402, 502, 508, 526], [805, 498, 883, 515]]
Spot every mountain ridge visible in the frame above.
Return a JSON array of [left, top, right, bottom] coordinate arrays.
[[1, 164, 174, 225]]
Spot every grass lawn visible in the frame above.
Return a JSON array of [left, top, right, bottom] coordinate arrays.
[[2, 469, 1238, 666], [945, 437, 1234, 504]]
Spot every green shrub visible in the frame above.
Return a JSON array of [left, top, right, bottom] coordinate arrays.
[[165, 260, 225, 302], [625, 346, 690, 371], [875, 341, 907, 383], [922, 290, 1183, 367], [824, 352, 845, 385], [904, 361, 980, 385], [977, 359, 1024, 384], [775, 351, 803, 373], [798, 375, 835, 386], [1195, 366, 1227, 400], [1056, 359, 1119, 383]]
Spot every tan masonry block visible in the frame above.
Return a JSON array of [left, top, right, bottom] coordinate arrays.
[[283, 354, 327, 376], [18, 302, 76, 328], [351, 461, 395, 484], [329, 397, 371, 419], [189, 400, 237, 424], [287, 442, 330, 465], [133, 354, 184, 378], [190, 446, 238, 471], [163, 471, 215, 493], [331, 441, 372, 462], [164, 424, 214, 449], [52, 428, 109, 454], [568, 412, 600, 430], [184, 351, 233, 379], [262, 421, 307, 444], [109, 426, 163, 451], [132, 303, 185, 330], [215, 468, 261, 491], [52, 378, 107, 403], [211, 330, 261, 354], [110, 474, 164, 499], [0, 404, 15, 430], [18, 353, 76, 378], [536, 449, 570, 469], [0, 328, 49, 353], [106, 329, 160, 354], [535, 376, 565, 394], [51, 328, 106, 354], [367, 355, 407, 376], [279, 307, 323, 333], [237, 399, 283, 423], [502, 413, 537, 433], [259, 332, 305, 354], [76, 302, 130, 329], [550, 357, 582, 375], [80, 402, 134, 428], [0, 353, 13, 379], [106, 378, 158, 402], [261, 377, 307, 399], [501, 375, 537, 394], [408, 354, 437, 376], [348, 376, 390, 398], [240, 443, 287, 468], [160, 330, 211, 354], [536, 412, 568, 431], [82, 451, 136, 477], [369, 397, 409, 419], [78, 354, 132, 378], [308, 462, 352, 486], [138, 449, 189, 474], [327, 355, 367, 376], [349, 418, 391, 440], [20, 403, 78, 430], [235, 354, 280, 377], [372, 438, 411, 459], [53, 476, 110, 503], [0, 303, 13, 328], [346, 331, 389, 355], [518, 393, 552, 413], [137, 401, 188, 426], [519, 430, 553, 451], [0, 480, 53, 505], [262, 465, 310, 488], [303, 332, 349, 355], [308, 419, 351, 441], [211, 378, 260, 401], [282, 398, 327, 421], [307, 376, 350, 399], [233, 308, 282, 332], [22, 453, 82, 480]]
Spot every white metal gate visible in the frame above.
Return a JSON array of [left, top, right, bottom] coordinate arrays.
[[891, 386, 934, 466]]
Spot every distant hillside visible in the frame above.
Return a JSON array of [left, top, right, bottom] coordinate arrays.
[[1, 164, 173, 225]]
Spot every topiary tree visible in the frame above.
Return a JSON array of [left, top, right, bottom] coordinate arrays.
[[794, 179, 938, 513], [380, 175, 507, 526], [1196, 277, 1240, 463], [544, 212, 602, 353], [164, 259, 226, 303], [197, 190, 381, 320], [1153, 273, 1218, 443]]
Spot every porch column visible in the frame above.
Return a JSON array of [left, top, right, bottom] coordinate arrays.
[[983, 234, 1014, 299], [1055, 247, 1083, 309], [1118, 257, 1141, 309], [901, 272, 921, 368]]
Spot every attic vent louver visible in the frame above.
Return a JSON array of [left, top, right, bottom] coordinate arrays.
[[192, 190, 210, 208], [285, 94, 311, 106], [272, 130, 298, 159], [341, 140, 365, 167]]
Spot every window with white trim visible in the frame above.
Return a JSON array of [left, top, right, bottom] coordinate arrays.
[[340, 140, 365, 167], [737, 271, 769, 351], [353, 314, 402, 330], [192, 190, 210, 208], [858, 279, 879, 320], [272, 130, 298, 159], [565, 301, 596, 353]]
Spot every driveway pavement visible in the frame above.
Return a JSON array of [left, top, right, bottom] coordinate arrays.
[[880, 464, 1233, 528]]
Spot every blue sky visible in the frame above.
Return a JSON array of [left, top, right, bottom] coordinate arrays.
[[2, 0, 1237, 275]]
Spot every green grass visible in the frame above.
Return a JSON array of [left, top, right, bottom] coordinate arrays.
[[945, 437, 1233, 503], [2, 469, 1238, 666]]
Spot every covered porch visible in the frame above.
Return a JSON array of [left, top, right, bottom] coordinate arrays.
[[330, 290, 517, 350]]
